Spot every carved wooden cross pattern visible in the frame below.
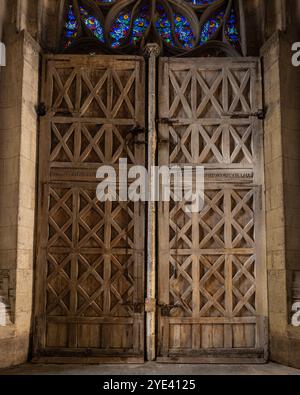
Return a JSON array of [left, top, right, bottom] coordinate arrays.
[[157, 58, 267, 362], [34, 54, 267, 363], [34, 56, 146, 361]]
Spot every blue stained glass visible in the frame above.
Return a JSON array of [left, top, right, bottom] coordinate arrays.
[[80, 7, 104, 42], [225, 9, 240, 45], [131, 6, 150, 45], [63, 1, 241, 53], [155, 6, 174, 46], [174, 15, 194, 48], [64, 5, 79, 48], [110, 12, 131, 48], [155, 6, 194, 48], [200, 10, 224, 45]]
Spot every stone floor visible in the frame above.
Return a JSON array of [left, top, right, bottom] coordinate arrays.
[[1, 362, 300, 375]]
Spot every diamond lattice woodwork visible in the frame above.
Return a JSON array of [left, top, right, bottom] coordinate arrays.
[[34, 55, 267, 364], [157, 58, 267, 362], [34, 56, 145, 362]]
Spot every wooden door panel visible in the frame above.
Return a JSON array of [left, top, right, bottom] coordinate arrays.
[[166, 120, 255, 167], [34, 55, 145, 363], [157, 58, 267, 363]]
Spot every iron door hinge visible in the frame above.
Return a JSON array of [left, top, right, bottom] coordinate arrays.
[[157, 136, 169, 144], [158, 303, 183, 317], [255, 109, 265, 120], [157, 118, 179, 125], [221, 109, 265, 120], [36, 102, 47, 117]]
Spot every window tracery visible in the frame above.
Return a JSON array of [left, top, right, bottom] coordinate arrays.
[[61, 0, 245, 56]]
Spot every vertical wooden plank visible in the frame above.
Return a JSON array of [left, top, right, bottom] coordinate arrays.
[[192, 324, 201, 350], [201, 325, 213, 349], [212, 325, 224, 348], [158, 58, 170, 357], [191, 118, 200, 349], [180, 325, 192, 349], [173, 325, 181, 349], [34, 57, 53, 354], [68, 187, 79, 348], [132, 58, 146, 355], [222, 64, 229, 114], [103, 200, 112, 315]]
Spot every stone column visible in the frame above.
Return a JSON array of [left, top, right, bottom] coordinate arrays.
[[261, 30, 300, 369], [0, 28, 40, 368]]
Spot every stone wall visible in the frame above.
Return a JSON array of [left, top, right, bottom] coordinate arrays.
[[280, 31, 300, 368], [0, 28, 40, 368], [261, 31, 300, 369]]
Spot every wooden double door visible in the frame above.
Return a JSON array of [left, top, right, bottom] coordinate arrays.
[[34, 55, 267, 363]]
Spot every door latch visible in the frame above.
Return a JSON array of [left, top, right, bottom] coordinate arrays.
[[221, 109, 265, 120], [158, 136, 169, 144], [126, 126, 146, 145], [158, 303, 183, 317]]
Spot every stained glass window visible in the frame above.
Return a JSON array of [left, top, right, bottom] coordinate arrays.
[[131, 5, 150, 45], [62, 0, 244, 56], [199, 10, 224, 45], [155, 5, 174, 46], [225, 8, 240, 48], [110, 12, 132, 48], [80, 7, 104, 43], [64, 4, 79, 48]]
